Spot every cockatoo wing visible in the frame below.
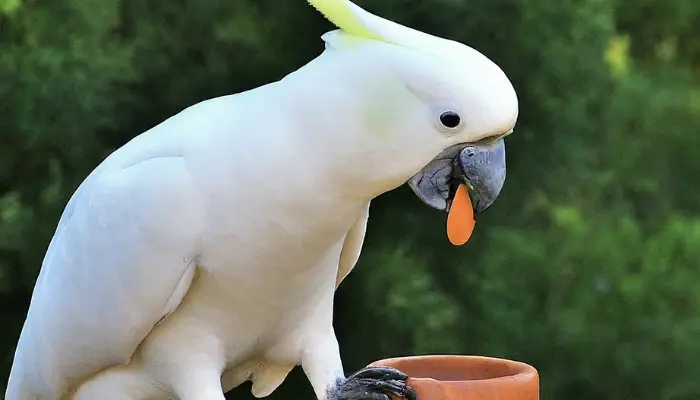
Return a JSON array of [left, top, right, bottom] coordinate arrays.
[[11, 155, 205, 398], [335, 202, 370, 287]]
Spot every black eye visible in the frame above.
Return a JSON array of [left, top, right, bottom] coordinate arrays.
[[439, 111, 461, 129]]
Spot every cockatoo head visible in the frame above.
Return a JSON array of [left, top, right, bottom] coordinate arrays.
[[307, 0, 518, 242]]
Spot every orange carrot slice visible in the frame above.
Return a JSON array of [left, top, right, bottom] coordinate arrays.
[[447, 183, 476, 245]]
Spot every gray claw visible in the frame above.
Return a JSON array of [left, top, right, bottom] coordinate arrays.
[[330, 366, 417, 400]]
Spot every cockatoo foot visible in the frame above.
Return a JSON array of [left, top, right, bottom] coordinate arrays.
[[328, 366, 418, 400]]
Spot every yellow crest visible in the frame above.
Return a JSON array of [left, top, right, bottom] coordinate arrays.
[[307, 0, 450, 53], [307, 0, 384, 41]]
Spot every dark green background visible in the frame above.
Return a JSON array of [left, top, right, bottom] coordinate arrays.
[[1, 0, 699, 398]]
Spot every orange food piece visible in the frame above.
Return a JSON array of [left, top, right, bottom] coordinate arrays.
[[447, 183, 476, 245]]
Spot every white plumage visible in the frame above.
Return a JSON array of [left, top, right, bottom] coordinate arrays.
[[5, 1, 518, 399]]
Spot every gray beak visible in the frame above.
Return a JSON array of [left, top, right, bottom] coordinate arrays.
[[407, 138, 506, 214], [458, 138, 506, 213]]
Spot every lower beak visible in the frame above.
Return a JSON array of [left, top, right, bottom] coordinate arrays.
[[407, 138, 507, 214]]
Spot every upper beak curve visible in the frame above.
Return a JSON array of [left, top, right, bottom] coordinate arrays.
[[457, 138, 506, 214], [407, 137, 507, 214]]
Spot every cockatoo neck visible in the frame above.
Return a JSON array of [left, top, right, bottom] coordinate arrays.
[[273, 47, 440, 204]]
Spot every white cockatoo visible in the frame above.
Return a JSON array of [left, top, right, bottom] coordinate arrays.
[[5, 0, 518, 399]]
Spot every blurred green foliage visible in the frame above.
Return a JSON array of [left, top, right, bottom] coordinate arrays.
[[1, 0, 699, 399]]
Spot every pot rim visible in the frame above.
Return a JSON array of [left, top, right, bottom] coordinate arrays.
[[370, 354, 538, 384]]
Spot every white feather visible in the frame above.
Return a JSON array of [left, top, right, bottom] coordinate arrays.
[[5, 1, 518, 399]]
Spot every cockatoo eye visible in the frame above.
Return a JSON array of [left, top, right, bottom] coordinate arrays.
[[439, 111, 461, 129]]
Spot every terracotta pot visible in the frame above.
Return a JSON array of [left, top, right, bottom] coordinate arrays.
[[369, 355, 539, 400]]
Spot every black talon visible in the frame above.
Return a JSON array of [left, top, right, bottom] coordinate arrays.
[[359, 379, 414, 398], [348, 366, 409, 381], [329, 366, 418, 400]]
